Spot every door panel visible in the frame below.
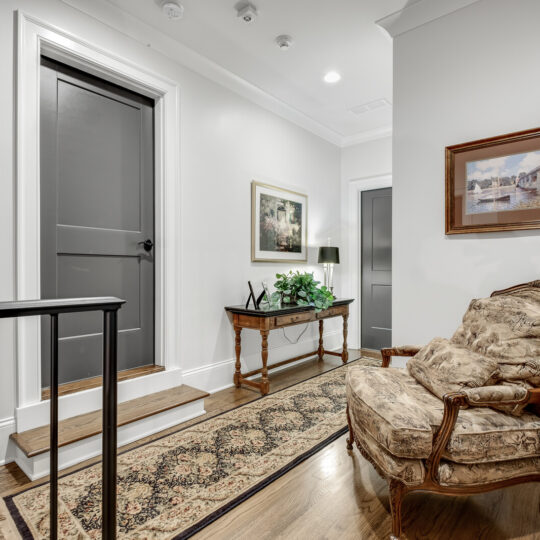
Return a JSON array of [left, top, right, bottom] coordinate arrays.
[[40, 57, 155, 387], [56, 80, 142, 231], [361, 188, 392, 350]]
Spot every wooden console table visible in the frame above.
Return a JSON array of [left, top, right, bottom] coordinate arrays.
[[225, 299, 353, 395]]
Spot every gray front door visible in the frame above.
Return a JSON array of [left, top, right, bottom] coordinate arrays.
[[361, 188, 392, 350], [40, 57, 155, 387]]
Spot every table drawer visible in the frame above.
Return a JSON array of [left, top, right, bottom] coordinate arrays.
[[274, 311, 314, 327], [317, 305, 347, 319]]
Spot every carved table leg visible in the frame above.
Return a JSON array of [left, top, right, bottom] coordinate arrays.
[[342, 314, 349, 364], [388, 479, 405, 539], [260, 329, 270, 395], [318, 320, 324, 361], [233, 326, 242, 388]]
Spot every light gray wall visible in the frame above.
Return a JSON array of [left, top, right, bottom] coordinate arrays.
[[393, 0, 540, 347], [0, 0, 342, 462]]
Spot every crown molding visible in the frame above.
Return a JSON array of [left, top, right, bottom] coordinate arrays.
[[377, 0, 482, 38], [60, 0, 394, 148], [341, 126, 392, 147], [60, 0, 351, 146]]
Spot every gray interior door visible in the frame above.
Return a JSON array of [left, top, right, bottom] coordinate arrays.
[[361, 188, 392, 350], [40, 57, 155, 387]]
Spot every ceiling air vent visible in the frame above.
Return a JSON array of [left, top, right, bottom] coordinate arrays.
[[349, 98, 391, 115]]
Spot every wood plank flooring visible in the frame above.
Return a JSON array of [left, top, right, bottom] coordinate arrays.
[[1, 352, 539, 539]]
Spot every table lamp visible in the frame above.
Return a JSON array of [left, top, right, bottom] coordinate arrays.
[[318, 246, 339, 294]]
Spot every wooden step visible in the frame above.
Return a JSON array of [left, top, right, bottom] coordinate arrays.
[[11, 385, 209, 458], [41, 364, 165, 400]]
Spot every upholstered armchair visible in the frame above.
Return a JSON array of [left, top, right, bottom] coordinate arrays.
[[346, 281, 540, 539]]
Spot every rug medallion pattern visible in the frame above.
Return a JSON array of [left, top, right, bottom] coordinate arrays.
[[1, 361, 371, 539]]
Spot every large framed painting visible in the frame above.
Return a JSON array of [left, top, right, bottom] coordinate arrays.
[[446, 127, 540, 234], [251, 181, 307, 262]]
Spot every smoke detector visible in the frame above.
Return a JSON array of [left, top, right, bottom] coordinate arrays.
[[161, 1, 184, 20], [275, 35, 293, 50], [237, 2, 258, 23]]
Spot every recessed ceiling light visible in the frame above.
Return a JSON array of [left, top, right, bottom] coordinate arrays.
[[323, 71, 341, 84]]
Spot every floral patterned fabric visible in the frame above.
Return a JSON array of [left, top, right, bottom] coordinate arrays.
[[407, 337, 499, 399], [348, 414, 424, 486], [346, 365, 540, 464], [404, 287, 540, 417], [438, 456, 540, 486], [452, 287, 540, 415], [346, 366, 440, 459]]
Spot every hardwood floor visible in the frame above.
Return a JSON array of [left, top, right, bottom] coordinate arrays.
[[1, 351, 539, 539]]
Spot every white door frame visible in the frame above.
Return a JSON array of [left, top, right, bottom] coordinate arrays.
[[16, 12, 181, 419], [347, 174, 392, 350]]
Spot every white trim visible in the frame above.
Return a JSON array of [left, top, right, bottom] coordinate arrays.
[[183, 330, 345, 394], [341, 127, 393, 147], [16, 12, 181, 415], [14, 398, 206, 480], [0, 417, 16, 466], [376, 0, 482, 38], [60, 0, 389, 148], [16, 367, 183, 432], [348, 174, 392, 349]]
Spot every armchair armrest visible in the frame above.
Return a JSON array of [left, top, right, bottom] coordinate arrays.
[[425, 387, 540, 484], [381, 345, 422, 367], [462, 385, 529, 406]]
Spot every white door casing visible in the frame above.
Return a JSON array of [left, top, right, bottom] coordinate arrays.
[[16, 12, 181, 430]]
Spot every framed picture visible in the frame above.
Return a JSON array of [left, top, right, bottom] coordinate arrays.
[[446, 127, 540, 234], [251, 181, 307, 262]]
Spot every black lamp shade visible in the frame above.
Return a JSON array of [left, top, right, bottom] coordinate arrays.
[[318, 246, 340, 264]]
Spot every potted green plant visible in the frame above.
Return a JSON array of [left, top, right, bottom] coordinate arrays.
[[270, 271, 334, 312]]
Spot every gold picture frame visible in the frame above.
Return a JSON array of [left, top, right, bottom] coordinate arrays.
[[446, 127, 540, 234], [251, 181, 308, 262]]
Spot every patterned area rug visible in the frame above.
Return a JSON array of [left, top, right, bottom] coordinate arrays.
[[1, 359, 375, 539]]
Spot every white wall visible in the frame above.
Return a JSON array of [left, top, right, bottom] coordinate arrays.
[[0, 0, 342, 463], [340, 137, 392, 348], [393, 0, 540, 347]]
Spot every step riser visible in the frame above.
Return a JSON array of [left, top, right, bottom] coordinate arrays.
[[14, 399, 205, 481]]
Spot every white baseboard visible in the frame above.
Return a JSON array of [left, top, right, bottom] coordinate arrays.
[[183, 330, 344, 394], [14, 398, 205, 481], [0, 417, 16, 466], [16, 367, 184, 432]]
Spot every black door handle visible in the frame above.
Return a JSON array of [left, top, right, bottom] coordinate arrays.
[[138, 239, 154, 252]]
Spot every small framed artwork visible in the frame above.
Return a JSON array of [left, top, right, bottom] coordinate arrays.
[[446, 127, 540, 234], [251, 181, 307, 262]]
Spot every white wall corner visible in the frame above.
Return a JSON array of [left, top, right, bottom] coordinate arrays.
[[376, 0, 483, 38]]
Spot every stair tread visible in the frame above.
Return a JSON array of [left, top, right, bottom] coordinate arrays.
[[11, 385, 209, 458]]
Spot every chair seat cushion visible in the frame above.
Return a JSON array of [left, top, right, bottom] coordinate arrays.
[[346, 365, 441, 459], [346, 365, 540, 463]]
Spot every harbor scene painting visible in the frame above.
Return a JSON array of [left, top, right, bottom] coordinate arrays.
[[466, 150, 540, 214]]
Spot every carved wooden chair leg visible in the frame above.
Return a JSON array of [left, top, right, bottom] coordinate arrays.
[[388, 479, 405, 539], [346, 405, 354, 451]]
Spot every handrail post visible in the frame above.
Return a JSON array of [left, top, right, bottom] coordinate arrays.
[[50, 314, 59, 540], [0, 297, 124, 540], [102, 308, 118, 538]]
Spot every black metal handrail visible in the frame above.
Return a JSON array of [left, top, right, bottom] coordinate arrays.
[[0, 297, 125, 540]]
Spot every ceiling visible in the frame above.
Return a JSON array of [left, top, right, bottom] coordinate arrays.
[[105, 0, 412, 141]]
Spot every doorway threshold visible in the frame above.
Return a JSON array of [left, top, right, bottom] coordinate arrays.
[[41, 365, 165, 400]]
